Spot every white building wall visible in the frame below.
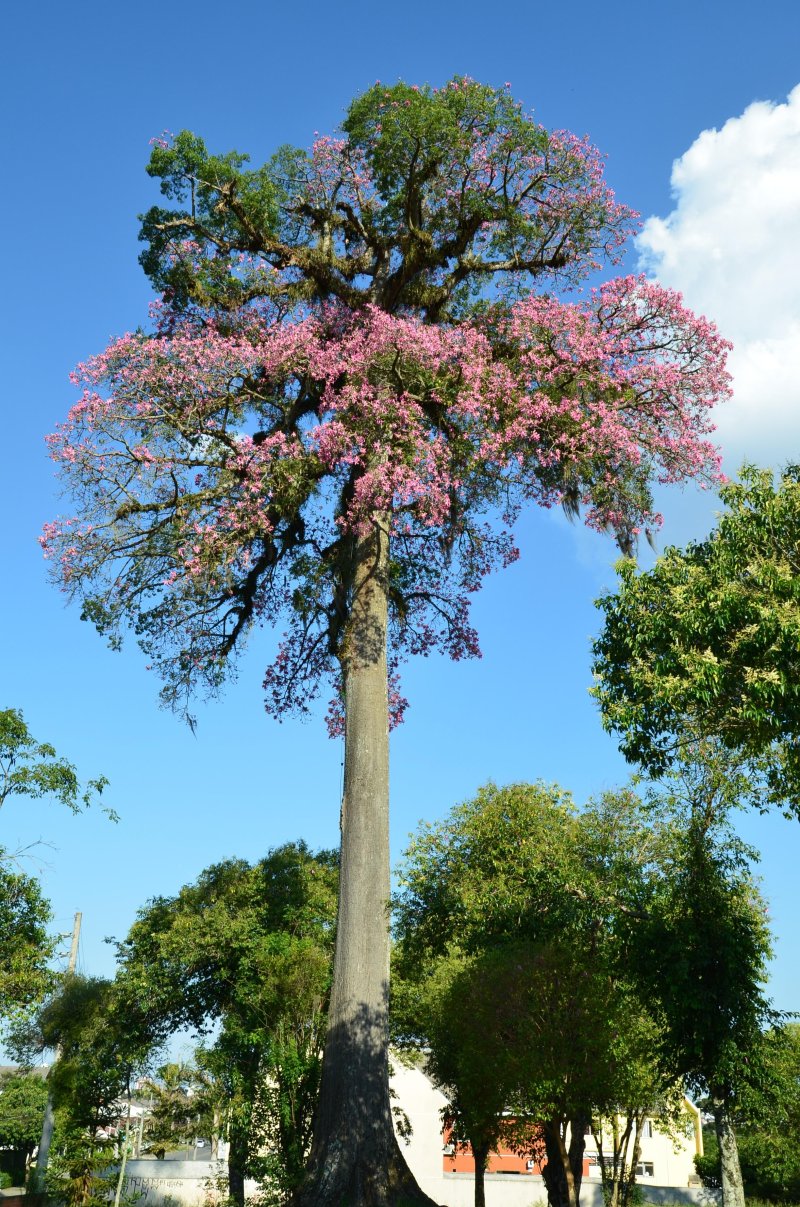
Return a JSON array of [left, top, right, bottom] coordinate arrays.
[[390, 1060, 452, 1204], [390, 1063, 704, 1207]]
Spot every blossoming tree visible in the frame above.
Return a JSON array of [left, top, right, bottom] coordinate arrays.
[[43, 79, 731, 1206]]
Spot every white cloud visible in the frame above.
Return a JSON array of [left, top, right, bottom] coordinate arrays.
[[638, 85, 800, 472]]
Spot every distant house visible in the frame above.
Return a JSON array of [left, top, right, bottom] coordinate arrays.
[[439, 1099, 703, 1182], [390, 1061, 706, 1207]]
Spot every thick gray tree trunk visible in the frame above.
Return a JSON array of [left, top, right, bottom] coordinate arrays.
[[713, 1096, 746, 1207], [295, 516, 439, 1206]]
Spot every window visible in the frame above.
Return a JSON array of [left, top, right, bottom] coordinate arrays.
[[635, 1162, 655, 1178], [642, 1120, 653, 1139]]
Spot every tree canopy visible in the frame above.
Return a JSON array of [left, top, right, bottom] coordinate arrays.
[[27, 975, 147, 1130], [139, 1060, 214, 1156], [139, 81, 634, 317], [0, 861, 54, 1029], [0, 1072, 48, 1185], [0, 708, 109, 817], [42, 80, 730, 725], [14, 974, 151, 1207], [115, 842, 338, 1203], [0, 710, 113, 1033], [733, 1024, 800, 1203], [593, 465, 800, 809], [394, 783, 683, 1207], [627, 745, 777, 1207]]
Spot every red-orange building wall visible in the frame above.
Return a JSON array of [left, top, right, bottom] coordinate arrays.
[[442, 1124, 591, 1178]]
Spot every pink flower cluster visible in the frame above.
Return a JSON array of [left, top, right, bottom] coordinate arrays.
[[43, 277, 730, 723]]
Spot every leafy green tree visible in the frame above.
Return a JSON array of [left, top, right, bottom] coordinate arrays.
[[393, 949, 523, 1207], [593, 472, 800, 1207], [588, 1009, 688, 1207], [394, 783, 680, 1207], [629, 749, 777, 1207], [115, 842, 337, 1205], [0, 1072, 48, 1185], [500, 945, 641, 1207], [19, 975, 150, 1207], [40, 980, 141, 1129], [593, 464, 800, 810], [395, 782, 583, 960], [43, 75, 732, 1207], [0, 708, 110, 818], [697, 1023, 800, 1205], [0, 862, 54, 1030], [187, 1049, 229, 1159], [733, 1024, 800, 1202], [139, 1061, 209, 1155], [0, 709, 111, 1033]]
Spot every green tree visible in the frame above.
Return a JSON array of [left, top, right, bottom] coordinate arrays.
[[393, 949, 522, 1207], [734, 1024, 800, 1203], [696, 1025, 800, 1204], [0, 1072, 48, 1186], [0, 861, 54, 1030], [19, 975, 150, 1207], [115, 842, 338, 1206], [139, 1061, 209, 1155], [629, 749, 777, 1207], [568, 793, 691, 1207], [394, 783, 680, 1207], [0, 708, 109, 818], [588, 1008, 689, 1207], [188, 1049, 229, 1159], [593, 487, 797, 1207], [0, 709, 110, 1032], [593, 464, 800, 810]]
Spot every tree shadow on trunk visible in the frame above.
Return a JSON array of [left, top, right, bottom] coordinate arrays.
[[294, 1000, 441, 1207]]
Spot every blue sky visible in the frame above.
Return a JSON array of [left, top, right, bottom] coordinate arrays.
[[2, 0, 800, 1016]]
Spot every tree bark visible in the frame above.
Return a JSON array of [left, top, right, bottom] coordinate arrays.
[[472, 1141, 490, 1207], [211, 1107, 220, 1161], [622, 1114, 644, 1207], [228, 1126, 247, 1207], [542, 1121, 581, 1207], [713, 1095, 745, 1207], [568, 1113, 588, 1207], [294, 515, 439, 1206]]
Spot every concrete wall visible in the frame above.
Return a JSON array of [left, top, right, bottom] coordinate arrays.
[[427, 1176, 720, 1207], [122, 1159, 227, 1206], [392, 1060, 453, 1204]]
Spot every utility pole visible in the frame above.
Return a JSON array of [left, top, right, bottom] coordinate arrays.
[[65, 914, 81, 975], [32, 911, 82, 1194]]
